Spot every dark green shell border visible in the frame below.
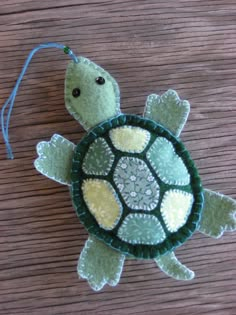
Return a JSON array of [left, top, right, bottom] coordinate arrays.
[[71, 114, 204, 259]]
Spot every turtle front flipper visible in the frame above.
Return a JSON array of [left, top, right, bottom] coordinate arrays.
[[34, 134, 75, 185], [78, 236, 125, 291], [155, 252, 195, 280], [198, 189, 236, 238], [144, 89, 190, 137]]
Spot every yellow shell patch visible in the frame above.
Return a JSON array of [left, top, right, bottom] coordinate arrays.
[[82, 179, 122, 230], [109, 126, 150, 153], [161, 189, 194, 232]]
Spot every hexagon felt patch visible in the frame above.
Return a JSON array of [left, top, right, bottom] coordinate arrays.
[[109, 126, 150, 153], [147, 137, 190, 186], [114, 156, 160, 210], [161, 189, 194, 232], [118, 213, 166, 245], [82, 179, 122, 230], [82, 137, 114, 175]]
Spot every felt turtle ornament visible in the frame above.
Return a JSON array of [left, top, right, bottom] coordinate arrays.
[[1, 43, 236, 291]]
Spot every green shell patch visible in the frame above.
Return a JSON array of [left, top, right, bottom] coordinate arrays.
[[147, 137, 190, 186], [118, 213, 166, 245], [82, 138, 114, 175], [71, 114, 203, 259], [113, 157, 160, 211]]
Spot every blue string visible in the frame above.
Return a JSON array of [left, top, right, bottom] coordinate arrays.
[[0, 42, 78, 159]]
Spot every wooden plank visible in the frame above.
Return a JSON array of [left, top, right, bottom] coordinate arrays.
[[0, 0, 236, 314]]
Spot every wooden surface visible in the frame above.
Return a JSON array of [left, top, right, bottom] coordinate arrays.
[[0, 0, 236, 314]]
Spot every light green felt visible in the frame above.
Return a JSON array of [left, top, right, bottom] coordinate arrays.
[[118, 213, 166, 245], [160, 189, 193, 233], [82, 138, 114, 175], [144, 89, 190, 137], [155, 252, 195, 280], [65, 57, 120, 130], [78, 236, 125, 291], [114, 156, 160, 211], [198, 189, 236, 238], [34, 134, 75, 185], [147, 137, 190, 186]]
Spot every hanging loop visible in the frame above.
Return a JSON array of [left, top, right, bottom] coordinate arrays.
[[0, 42, 78, 159]]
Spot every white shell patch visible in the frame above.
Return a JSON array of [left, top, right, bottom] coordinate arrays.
[[161, 189, 194, 232], [110, 126, 150, 153]]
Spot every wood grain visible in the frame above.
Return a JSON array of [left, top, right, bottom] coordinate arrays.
[[0, 0, 236, 314]]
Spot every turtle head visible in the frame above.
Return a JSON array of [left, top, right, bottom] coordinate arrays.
[[65, 57, 120, 130]]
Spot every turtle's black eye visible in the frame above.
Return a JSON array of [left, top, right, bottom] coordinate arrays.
[[72, 88, 81, 97], [95, 76, 105, 85]]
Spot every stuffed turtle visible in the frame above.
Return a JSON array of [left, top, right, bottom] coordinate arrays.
[[34, 56, 236, 291]]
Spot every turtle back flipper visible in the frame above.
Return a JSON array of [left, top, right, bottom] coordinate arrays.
[[198, 189, 236, 238], [34, 134, 75, 185], [144, 89, 190, 137], [155, 252, 195, 280], [78, 236, 125, 291]]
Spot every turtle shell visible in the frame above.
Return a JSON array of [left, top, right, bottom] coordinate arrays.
[[71, 114, 203, 259]]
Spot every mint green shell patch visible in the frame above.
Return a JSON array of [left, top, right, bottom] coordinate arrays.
[[82, 138, 114, 175], [118, 213, 166, 245], [71, 115, 203, 259], [147, 137, 190, 186]]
